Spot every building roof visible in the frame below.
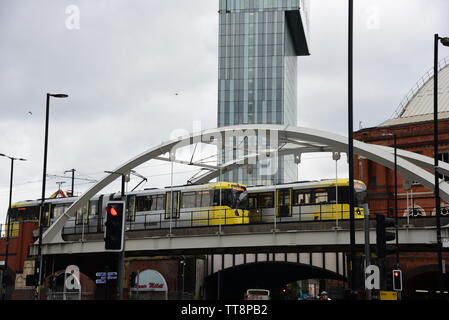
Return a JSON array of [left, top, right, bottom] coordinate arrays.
[[380, 57, 449, 127]]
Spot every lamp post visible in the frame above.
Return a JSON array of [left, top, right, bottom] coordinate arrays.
[[381, 133, 399, 268], [433, 34, 449, 298], [0, 154, 26, 300], [64, 169, 76, 197], [332, 152, 341, 229], [35, 93, 68, 299], [347, 0, 357, 297]]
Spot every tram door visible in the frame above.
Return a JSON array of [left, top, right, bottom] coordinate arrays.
[[165, 191, 180, 219], [276, 189, 292, 217]]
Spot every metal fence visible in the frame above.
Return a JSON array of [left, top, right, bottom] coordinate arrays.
[[61, 203, 395, 235]]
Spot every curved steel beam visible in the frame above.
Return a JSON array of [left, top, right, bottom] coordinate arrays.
[[376, 145, 449, 177], [194, 145, 333, 184]]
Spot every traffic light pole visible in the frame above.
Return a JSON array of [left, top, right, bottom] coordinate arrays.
[[104, 170, 127, 300], [117, 174, 126, 300], [363, 203, 372, 300]]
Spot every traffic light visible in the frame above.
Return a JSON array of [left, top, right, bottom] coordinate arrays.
[[104, 201, 125, 250], [392, 269, 403, 291], [376, 215, 396, 258]]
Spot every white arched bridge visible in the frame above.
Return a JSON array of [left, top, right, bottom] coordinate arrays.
[[32, 124, 449, 260]]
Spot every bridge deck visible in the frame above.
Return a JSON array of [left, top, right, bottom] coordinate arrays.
[[31, 217, 449, 256]]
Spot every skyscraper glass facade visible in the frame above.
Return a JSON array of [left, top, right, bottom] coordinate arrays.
[[217, 0, 309, 186]]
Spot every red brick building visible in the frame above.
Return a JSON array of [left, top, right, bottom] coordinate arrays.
[[354, 58, 449, 219], [353, 59, 449, 298]]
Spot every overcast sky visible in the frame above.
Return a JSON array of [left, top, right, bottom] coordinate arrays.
[[0, 0, 448, 223]]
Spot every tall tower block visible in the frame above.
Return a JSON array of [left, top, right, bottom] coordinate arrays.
[[217, 0, 310, 186]]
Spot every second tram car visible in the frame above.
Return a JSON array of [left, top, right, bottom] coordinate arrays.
[[246, 179, 366, 223]]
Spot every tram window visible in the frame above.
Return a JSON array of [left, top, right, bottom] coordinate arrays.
[[315, 191, 328, 204], [199, 191, 211, 208], [295, 191, 312, 205], [278, 190, 290, 205], [7, 208, 18, 221], [89, 200, 98, 216], [27, 206, 39, 220], [39, 204, 52, 226], [12, 206, 39, 221], [154, 194, 165, 211], [136, 196, 153, 211], [212, 190, 220, 206], [53, 206, 63, 219], [54, 204, 71, 219], [127, 197, 136, 221], [258, 193, 274, 208], [75, 202, 88, 225], [293, 191, 300, 205], [327, 187, 349, 203], [212, 189, 234, 207], [182, 191, 197, 208], [248, 196, 257, 209]]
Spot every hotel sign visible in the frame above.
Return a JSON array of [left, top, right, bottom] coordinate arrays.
[[131, 269, 168, 292]]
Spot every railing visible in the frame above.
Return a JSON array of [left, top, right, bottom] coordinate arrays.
[[61, 204, 370, 235], [10, 201, 449, 236]]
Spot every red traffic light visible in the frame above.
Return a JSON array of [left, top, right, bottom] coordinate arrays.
[[104, 201, 125, 251], [106, 206, 119, 216], [392, 269, 402, 291]]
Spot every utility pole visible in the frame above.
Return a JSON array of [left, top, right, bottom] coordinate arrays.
[[64, 169, 76, 196]]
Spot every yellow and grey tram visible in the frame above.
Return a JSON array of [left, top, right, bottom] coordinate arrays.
[[7, 182, 250, 235], [246, 179, 366, 223], [6, 179, 366, 235]]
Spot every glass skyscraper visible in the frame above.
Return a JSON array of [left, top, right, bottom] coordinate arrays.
[[217, 0, 310, 186]]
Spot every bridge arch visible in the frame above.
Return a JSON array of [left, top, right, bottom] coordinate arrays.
[[41, 124, 449, 245], [204, 261, 346, 300]]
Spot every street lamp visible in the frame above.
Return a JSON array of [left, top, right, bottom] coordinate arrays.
[[433, 34, 449, 298], [381, 133, 399, 268], [0, 153, 26, 300], [347, 0, 357, 296], [35, 93, 68, 299]]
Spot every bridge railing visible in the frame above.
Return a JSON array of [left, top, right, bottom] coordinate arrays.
[[60, 202, 449, 235], [60, 205, 362, 235]]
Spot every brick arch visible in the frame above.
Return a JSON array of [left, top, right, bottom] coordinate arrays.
[[204, 261, 345, 299], [404, 263, 449, 282], [403, 263, 449, 298]]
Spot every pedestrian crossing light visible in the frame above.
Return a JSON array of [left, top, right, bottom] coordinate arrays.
[[104, 201, 125, 251], [392, 269, 402, 291]]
